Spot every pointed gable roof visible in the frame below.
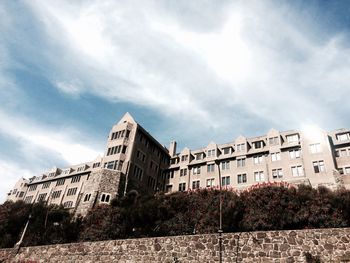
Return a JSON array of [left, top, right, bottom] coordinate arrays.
[[117, 112, 136, 124]]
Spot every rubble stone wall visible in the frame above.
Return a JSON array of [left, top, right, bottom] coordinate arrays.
[[1, 227, 350, 262]]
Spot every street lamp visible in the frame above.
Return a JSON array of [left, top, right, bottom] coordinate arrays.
[[214, 159, 223, 263]]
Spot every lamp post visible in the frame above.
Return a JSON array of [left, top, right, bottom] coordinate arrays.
[[215, 159, 223, 263], [14, 214, 31, 252]]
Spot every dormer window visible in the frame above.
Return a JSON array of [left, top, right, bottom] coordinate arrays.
[[170, 158, 178, 165], [236, 143, 245, 152], [207, 149, 215, 157], [269, 137, 279, 145], [222, 147, 231, 155], [62, 169, 71, 175], [181, 155, 188, 162], [48, 172, 56, 177], [337, 133, 350, 141], [195, 153, 203, 160], [253, 141, 263, 149], [286, 134, 299, 144], [77, 165, 86, 172]]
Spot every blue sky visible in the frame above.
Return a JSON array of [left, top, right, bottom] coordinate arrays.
[[1, 0, 350, 202]]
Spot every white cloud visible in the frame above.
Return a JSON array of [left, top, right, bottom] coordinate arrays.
[[0, 110, 102, 166], [23, 0, 350, 135], [55, 79, 84, 96], [0, 160, 33, 203]]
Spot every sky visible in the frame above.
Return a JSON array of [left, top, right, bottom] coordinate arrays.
[[1, 0, 350, 203]]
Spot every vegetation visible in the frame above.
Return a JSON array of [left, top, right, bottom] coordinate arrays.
[[1, 185, 350, 248]]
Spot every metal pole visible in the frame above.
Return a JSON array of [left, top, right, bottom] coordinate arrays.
[[216, 160, 223, 263], [14, 214, 31, 251]]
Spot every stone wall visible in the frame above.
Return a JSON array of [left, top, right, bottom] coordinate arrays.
[[74, 169, 122, 216], [1, 228, 350, 263]]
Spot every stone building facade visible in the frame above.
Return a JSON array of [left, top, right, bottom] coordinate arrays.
[[6, 113, 170, 216], [6, 113, 350, 216]]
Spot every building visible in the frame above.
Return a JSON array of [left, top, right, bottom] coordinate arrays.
[[6, 113, 170, 216], [6, 113, 350, 216], [165, 127, 350, 193]]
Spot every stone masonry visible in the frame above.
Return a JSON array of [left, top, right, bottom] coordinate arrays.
[[1, 227, 350, 263], [74, 169, 122, 217]]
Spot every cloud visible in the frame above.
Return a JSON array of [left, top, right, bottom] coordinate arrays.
[[0, 160, 34, 203], [0, 110, 102, 166], [55, 79, 84, 97], [21, 0, 350, 137]]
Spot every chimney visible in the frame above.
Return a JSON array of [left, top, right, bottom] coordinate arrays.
[[169, 141, 177, 157]]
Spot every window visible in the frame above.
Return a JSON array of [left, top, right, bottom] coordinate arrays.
[[192, 180, 200, 189], [221, 176, 230, 187], [118, 160, 124, 171], [337, 133, 350, 141], [223, 147, 231, 155], [63, 201, 73, 208], [42, 182, 51, 189], [287, 134, 299, 144], [345, 167, 350, 174], [289, 149, 301, 159], [126, 130, 130, 138], [253, 141, 263, 149], [180, 168, 187, 177], [181, 155, 188, 162], [195, 153, 203, 160], [134, 165, 143, 180], [269, 137, 279, 145], [165, 185, 173, 193], [167, 171, 174, 179], [207, 164, 215, 172], [122, 146, 127, 154], [137, 150, 146, 162], [52, 190, 62, 199], [291, 165, 304, 176], [19, 192, 24, 198], [24, 196, 33, 204], [178, 183, 186, 192], [71, 175, 81, 183], [236, 143, 245, 152], [271, 152, 281, 162], [253, 155, 263, 165], [206, 178, 215, 187], [93, 162, 100, 168], [310, 143, 321, 154], [100, 193, 111, 203], [207, 149, 216, 157], [193, 166, 201, 175], [28, 185, 37, 191], [254, 171, 265, 182], [56, 179, 65, 186], [62, 169, 70, 175], [272, 168, 283, 179], [105, 161, 117, 170], [67, 187, 77, 196], [237, 158, 246, 167], [84, 193, 91, 202], [170, 158, 178, 165], [77, 165, 86, 172], [38, 193, 47, 202], [237, 174, 247, 184], [48, 172, 56, 177], [313, 161, 325, 173], [221, 161, 230, 170], [339, 149, 348, 157]]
